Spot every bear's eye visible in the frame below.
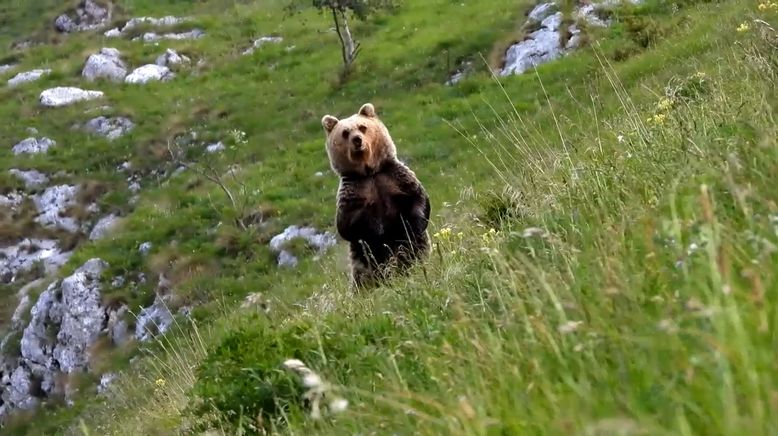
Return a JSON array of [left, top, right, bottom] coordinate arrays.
[[341, 130, 349, 140], [358, 125, 367, 133]]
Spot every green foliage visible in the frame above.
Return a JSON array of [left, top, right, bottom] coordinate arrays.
[[2, 0, 776, 434], [188, 315, 306, 433]]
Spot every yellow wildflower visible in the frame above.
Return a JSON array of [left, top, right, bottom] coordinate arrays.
[[758, 3, 768, 11], [434, 227, 453, 240], [736, 22, 750, 33], [649, 113, 667, 125], [657, 97, 674, 112], [155, 378, 166, 388]]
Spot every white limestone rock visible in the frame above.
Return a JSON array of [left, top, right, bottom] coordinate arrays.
[[155, 49, 190, 67], [40, 87, 104, 107], [82, 116, 134, 140], [9, 169, 49, 189], [32, 185, 80, 233], [82, 48, 128, 82], [269, 225, 337, 268], [134, 295, 174, 342], [7, 69, 51, 87], [89, 214, 122, 240], [125, 64, 175, 84], [12, 137, 56, 155], [242, 36, 283, 55], [0, 239, 71, 284]]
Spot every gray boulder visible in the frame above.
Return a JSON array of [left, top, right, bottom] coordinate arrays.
[[269, 225, 337, 268], [106, 305, 129, 346], [135, 295, 174, 342], [155, 49, 190, 67], [32, 185, 80, 233], [528, 2, 558, 21], [97, 372, 117, 394], [51, 259, 109, 372], [7, 69, 51, 87], [125, 64, 174, 84], [9, 169, 48, 189], [82, 116, 134, 140], [501, 12, 565, 76], [0, 239, 71, 284], [11, 137, 56, 155], [89, 214, 121, 240], [6, 367, 39, 410], [54, 0, 110, 33], [3, 258, 109, 415], [0, 192, 24, 210], [40, 87, 104, 107], [82, 48, 127, 82], [138, 242, 153, 255], [103, 27, 121, 37]]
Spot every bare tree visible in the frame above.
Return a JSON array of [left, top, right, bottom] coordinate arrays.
[[167, 130, 259, 231], [288, 0, 399, 69]]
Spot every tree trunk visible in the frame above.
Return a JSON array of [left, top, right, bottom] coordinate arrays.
[[330, 6, 359, 67]]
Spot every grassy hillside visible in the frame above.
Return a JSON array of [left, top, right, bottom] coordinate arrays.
[[0, 0, 776, 434]]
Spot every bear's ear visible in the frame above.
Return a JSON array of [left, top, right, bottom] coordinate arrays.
[[358, 103, 376, 118], [321, 115, 339, 134]]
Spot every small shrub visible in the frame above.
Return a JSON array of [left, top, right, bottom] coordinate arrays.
[[478, 188, 525, 229], [187, 316, 310, 434]]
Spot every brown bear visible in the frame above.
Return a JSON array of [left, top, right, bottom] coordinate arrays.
[[321, 103, 431, 289]]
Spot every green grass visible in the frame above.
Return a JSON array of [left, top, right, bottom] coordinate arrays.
[[0, 0, 776, 434]]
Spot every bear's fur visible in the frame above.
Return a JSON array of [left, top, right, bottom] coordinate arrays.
[[321, 103, 431, 289]]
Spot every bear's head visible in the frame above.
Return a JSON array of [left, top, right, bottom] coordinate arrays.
[[321, 103, 397, 176]]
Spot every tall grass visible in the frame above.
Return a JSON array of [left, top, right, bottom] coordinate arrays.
[[67, 13, 778, 436]]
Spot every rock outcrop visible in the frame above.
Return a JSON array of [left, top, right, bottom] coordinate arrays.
[[32, 185, 80, 233], [9, 169, 49, 189], [495, 1, 641, 77], [82, 48, 128, 82], [0, 259, 108, 417], [88, 214, 121, 241], [134, 295, 174, 342], [134, 29, 205, 42], [40, 87, 104, 107], [0, 239, 71, 284], [54, 0, 110, 33], [269, 225, 337, 268]]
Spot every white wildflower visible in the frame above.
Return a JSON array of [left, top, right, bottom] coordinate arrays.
[[330, 398, 349, 413], [302, 373, 322, 389], [522, 227, 547, 238], [283, 359, 306, 371], [558, 320, 583, 334]]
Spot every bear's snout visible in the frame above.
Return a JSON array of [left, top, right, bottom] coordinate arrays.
[[352, 135, 364, 149]]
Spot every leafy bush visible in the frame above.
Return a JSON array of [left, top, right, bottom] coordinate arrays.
[[187, 315, 309, 433]]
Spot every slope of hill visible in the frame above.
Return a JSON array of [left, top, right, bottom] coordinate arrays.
[[0, 0, 776, 434]]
